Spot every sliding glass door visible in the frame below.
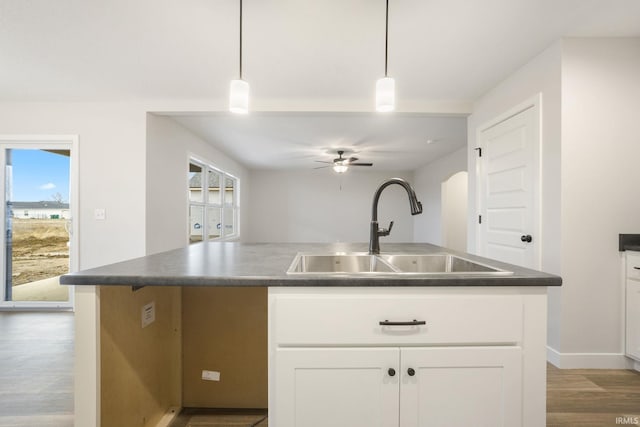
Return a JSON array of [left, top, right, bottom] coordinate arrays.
[[0, 138, 77, 309]]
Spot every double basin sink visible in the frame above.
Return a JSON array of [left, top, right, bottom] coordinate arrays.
[[287, 253, 512, 276]]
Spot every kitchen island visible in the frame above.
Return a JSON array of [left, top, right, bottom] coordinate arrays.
[[62, 242, 561, 427]]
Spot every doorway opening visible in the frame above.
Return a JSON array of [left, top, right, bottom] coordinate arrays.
[[0, 136, 78, 310]]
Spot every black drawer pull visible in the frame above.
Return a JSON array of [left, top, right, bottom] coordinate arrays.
[[379, 319, 426, 326], [634, 267, 640, 270]]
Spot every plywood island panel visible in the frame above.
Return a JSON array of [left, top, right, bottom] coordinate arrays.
[[100, 285, 182, 427], [182, 287, 268, 409], [99, 285, 268, 427]]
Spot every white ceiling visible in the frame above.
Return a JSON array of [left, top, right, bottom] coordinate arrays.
[[1, 0, 638, 102], [171, 112, 467, 170], [1, 0, 639, 170]]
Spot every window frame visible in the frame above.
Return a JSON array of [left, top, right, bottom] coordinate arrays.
[[188, 158, 240, 243]]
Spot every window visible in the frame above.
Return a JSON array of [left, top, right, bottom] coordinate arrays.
[[188, 160, 239, 243]]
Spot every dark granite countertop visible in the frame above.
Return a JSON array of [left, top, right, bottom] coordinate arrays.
[[620, 234, 640, 251], [60, 242, 561, 287]]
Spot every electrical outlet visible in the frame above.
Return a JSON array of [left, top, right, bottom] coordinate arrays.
[[141, 301, 155, 328], [201, 370, 220, 381], [94, 208, 106, 220]]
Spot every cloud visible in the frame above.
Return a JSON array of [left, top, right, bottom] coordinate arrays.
[[39, 182, 56, 190]]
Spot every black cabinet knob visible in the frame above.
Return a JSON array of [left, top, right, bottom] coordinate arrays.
[[407, 368, 415, 376], [388, 368, 396, 377], [521, 235, 532, 243]]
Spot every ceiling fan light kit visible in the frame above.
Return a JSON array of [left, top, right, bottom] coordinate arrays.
[[315, 150, 374, 173], [229, 0, 249, 114], [333, 163, 349, 173]]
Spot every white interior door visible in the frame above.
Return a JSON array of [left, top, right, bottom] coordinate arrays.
[[477, 102, 540, 269]]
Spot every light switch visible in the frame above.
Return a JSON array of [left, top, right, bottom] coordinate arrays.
[[94, 208, 106, 220]]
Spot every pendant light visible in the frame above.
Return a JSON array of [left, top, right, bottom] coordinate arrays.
[[376, 0, 395, 112], [230, 0, 249, 114]]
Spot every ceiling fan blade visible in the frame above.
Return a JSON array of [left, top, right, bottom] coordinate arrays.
[[350, 163, 373, 166], [314, 160, 332, 164], [346, 157, 359, 163], [313, 165, 330, 169]]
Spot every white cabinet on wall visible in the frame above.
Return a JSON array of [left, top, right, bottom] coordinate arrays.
[[269, 287, 548, 427], [626, 251, 640, 361]]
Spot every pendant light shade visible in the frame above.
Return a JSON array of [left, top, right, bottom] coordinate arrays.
[[230, 0, 249, 114], [376, 0, 395, 112], [230, 79, 249, 114], [376, 77, 395, 112]]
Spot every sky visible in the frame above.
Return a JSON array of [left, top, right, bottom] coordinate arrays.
[[9, 149, 70, 202]]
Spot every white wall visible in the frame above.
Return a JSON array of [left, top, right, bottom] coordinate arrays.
[[467, 42, 563, 353], [559, 38, 640, 361], [468, 38, 640, 367], [413, 148, 467, 245], [146, 114, 250, 254], [247, 170, 416, 243], [0, 102, 147, 269], [0, 102, 150, 425], [441, 171, 468, 252]]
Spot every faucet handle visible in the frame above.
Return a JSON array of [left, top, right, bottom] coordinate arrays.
[[379, 221, 394, 236]]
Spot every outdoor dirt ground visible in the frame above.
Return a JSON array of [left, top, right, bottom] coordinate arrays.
[[11, 218, 69, 286]]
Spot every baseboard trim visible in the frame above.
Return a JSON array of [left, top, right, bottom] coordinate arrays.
[[547, 346, 634, 369], [156, 406, 181, 427]]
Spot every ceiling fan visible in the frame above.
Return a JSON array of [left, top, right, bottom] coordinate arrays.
[[314, 150, 373, 173]]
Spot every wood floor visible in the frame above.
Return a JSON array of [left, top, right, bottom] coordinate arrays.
[[0, 312, 74, 427], [1, 312, 639, 427], [547, 363, 640, 426]]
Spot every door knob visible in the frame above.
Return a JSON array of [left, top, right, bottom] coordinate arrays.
[[521, 235, 532, 243], [388, 368, 396, 377], [407, 368, 415, 376]]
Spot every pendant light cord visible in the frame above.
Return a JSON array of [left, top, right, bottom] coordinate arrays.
[[239, 0, 243, 79], [384, 0, 389, 77]]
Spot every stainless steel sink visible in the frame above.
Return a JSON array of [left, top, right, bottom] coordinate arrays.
[[287, 254, 397, 274], [379, 254, 510, 274], [287, 253, 512, 276]]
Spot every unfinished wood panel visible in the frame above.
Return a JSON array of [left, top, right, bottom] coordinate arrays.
[[101, 285, 181, 427], [182, 287, 267, 408]]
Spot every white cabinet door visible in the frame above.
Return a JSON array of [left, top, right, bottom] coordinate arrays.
[[627, 280, 640, 360], [274, 347, 400, 427], [400, 347, 523, 427]]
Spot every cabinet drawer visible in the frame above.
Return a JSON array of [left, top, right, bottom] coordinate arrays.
[[272, 294, 523, 346], [627, 252, 640, 281]]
